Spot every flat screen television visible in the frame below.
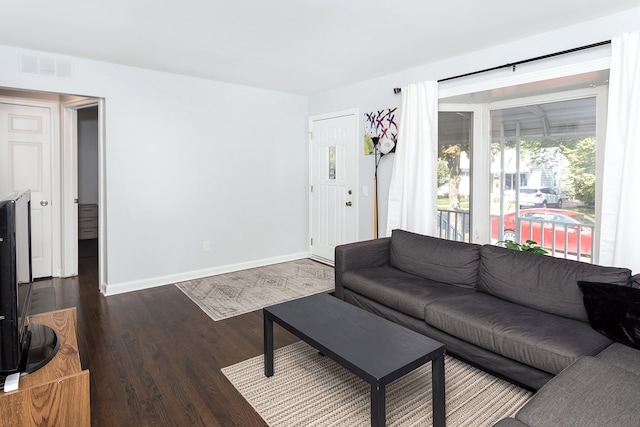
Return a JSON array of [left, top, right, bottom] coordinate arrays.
[[0, 190, 58, 379]]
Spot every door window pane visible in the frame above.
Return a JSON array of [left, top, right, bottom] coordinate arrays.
[[328, 145, 336, 180]]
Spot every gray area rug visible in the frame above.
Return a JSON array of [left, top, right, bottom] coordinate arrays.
[[222, 341, 533, 426], [175, 259, 334, 321]]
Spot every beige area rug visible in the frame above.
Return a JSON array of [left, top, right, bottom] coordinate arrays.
[[175, 259, 334, 321], [222, 341, 533, 426]]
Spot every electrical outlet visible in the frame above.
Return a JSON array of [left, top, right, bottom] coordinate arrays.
[[202, 240, 210, 252]]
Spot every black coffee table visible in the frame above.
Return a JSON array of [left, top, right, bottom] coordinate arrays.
[[263, 293, 445, 427]]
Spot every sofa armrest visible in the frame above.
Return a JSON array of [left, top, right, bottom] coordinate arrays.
[[334, 237, 391, 299]]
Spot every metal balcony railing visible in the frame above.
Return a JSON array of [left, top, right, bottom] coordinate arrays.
[[437, 210, 595, 263], [491, 214, 595, 263], [437, 209, 470, 243]]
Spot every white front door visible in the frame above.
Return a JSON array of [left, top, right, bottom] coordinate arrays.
[[0, 103, 53, 278], [310, 112, 358, 263]]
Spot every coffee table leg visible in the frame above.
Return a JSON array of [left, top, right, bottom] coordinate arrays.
[[432, 353, 446, 427], [264, 311, 274, 377], [371, 383, 385, 427]]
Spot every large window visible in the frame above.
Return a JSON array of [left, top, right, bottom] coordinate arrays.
[[438, 70, 607, 262], [490, 97, 597, 262]]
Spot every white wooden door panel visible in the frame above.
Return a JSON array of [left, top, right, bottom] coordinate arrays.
[[0, 103, 52, 278], [310, 113, 357, 263]]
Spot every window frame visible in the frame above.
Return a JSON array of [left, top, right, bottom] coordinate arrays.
[[437, 104, 485, 243], [440, 85, 608, 262]]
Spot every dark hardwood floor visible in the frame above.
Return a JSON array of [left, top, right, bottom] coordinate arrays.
[[36, 256, 299, 426]]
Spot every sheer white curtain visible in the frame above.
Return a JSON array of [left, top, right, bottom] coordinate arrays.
[[599, 32, 640, 272], [385, 81, 438, 237]]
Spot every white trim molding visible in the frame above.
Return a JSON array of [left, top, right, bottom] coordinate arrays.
[[103, 252, 310, 296]]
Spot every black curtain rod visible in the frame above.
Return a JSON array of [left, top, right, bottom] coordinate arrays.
[[438, 40, 611, 83], [393, 40, 611, 93]]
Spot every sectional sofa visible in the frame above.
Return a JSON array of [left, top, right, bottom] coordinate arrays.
[[335, 229, 640, 425]]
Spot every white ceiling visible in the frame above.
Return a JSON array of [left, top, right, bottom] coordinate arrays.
[[1, 1, 637, 95]]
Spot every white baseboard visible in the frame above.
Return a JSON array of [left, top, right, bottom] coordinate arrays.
[[102, 252, 310, 296]]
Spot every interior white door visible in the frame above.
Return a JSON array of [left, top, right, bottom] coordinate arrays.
[[310, 113, 357, 263], [0, 103, 53, 278]]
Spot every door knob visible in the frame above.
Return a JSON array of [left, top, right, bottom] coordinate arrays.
[[345, 201, 352, 207], [40, 200, 49, 207]]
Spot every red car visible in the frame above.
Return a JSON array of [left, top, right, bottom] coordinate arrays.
[[491, 208, 594, 256]]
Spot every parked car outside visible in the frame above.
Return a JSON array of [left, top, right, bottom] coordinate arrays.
[[491, 208, 594, 256], [519, 187, 564, 208]]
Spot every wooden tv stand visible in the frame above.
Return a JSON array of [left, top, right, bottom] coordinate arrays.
[[0, 308, 90, 426]]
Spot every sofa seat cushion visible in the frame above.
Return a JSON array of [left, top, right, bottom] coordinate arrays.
[[389, 230, 481, 288], [341, 266, 473, 320], [596, 343, 640, 377], [478, 245, 631, 322], [424, 293, 612, 374], [516, 356, 640, 427]]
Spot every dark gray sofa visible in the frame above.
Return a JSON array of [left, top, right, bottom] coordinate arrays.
[[335, 229, 632, 390]]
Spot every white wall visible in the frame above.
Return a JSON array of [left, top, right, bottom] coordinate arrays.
[[309, 7, 640, 241], [0, 45, 310, 294]]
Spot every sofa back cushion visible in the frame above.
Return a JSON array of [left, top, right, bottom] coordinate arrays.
[[389, 229, 481, 288], [478, 245, 631, 321]]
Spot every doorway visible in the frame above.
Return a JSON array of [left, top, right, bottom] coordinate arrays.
[[76, 106, 99, 259], [61, 97, 105, 287], [0, 88, 105, 287]]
